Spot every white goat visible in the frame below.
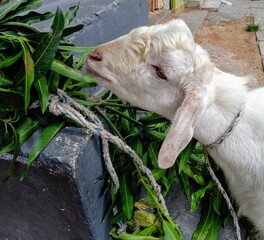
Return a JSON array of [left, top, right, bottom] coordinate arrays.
[[86, 19, 264, 237]]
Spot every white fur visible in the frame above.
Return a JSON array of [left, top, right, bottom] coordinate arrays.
[[86, 19, 264, 236]]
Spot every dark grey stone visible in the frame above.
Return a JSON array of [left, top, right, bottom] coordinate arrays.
[[35, 0, 149, 46], [0, 160, 92, 240], [0, 127, 111, 240]]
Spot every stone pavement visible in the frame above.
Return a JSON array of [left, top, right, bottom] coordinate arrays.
[[203, 0, 264, 67], [155, 0, 264, 68]]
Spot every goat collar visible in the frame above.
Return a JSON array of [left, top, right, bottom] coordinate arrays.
[[205, 105, 246, 149]]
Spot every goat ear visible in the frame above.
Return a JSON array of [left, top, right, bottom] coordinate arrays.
[[158, 74, 206, 169]]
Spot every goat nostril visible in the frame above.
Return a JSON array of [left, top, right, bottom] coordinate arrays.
[[89, 51, 102, 62]]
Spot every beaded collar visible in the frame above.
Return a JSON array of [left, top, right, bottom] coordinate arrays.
[[205, 105, 246, 149]]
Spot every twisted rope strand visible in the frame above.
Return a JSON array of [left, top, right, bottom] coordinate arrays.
[[49, 90, 242, 239], [203, 105, 245, 240], [206, 105, 245, 149], [57, 90, 120, 194], [49, 92, 169, 216], [203, 149, 241, 240]]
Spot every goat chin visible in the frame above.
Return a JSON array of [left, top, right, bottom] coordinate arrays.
[[86, 18, 264, 236]]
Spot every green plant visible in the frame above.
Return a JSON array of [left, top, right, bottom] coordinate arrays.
[[246, 23, 260, 32], [0, 1, 238, 239], [0, 0, 96, 178]]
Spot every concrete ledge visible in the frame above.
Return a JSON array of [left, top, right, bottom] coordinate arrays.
[[0, 127, 111, 240], [37, 0, 149, 46]]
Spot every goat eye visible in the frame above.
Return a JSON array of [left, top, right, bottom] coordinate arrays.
[[152, 65, 167, 80]]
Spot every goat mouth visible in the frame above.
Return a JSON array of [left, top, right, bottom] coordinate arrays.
[[87, 68, 112, 84]]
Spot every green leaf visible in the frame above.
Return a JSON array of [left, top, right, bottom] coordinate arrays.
[[20, 121, 65, 180], [0, 69, 12, 86], [106, 107, 143, 127], [34, 76, 49, 113], [151, 169, 166, 181], [6, 123, 20, 177], [177, 171, 191, 199], [47, 69, 59, 93], [32, 7, 64, 81], [140, 113, 168, 125], [0, 91, 24, 111], [50, 59, 96, 84], [9, 11, 54, 25], [58, 45, 94, 53], [0, 0, 44, 23], [178, 139, 197, 173], [62, 24, 84, 38], [212, 189, 222, 215], [146, 129, 166, 140], [206, 217, 221, 240], [192, 198, 221, 240], [0, 118, 39, 153], [134, 210, 156, 227], [191, 184, 211, 212], [182, 165, 205, 185], [130, 135, 143, 157], [0, 50, 23, 68], [17, 118, 39, 144], [148, 143, 159, 168], [120, 174, 134, 219], [21, 42, 34, 113], [120, 109, 130, 134], [1, 21, 40, 33], [64, 3, 80, 27], [163, 220, 183, 240], [0, 0, 27, 22], [110, 228, 161, 240]]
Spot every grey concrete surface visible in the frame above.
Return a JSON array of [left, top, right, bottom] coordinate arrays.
[[178, 10, 208, 36], [37, 0, 149, 46], [0, 127, 112, 240]]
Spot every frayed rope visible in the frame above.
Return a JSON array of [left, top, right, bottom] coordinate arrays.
[[49, 90, 169, 216], [49, 90, 241, 240]]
